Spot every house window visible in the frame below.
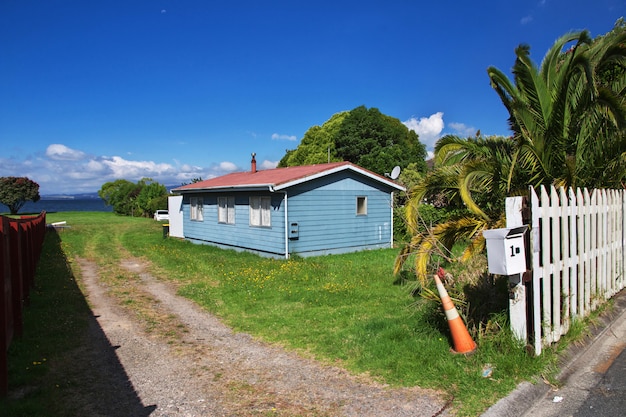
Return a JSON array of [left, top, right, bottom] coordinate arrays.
[[218, 196, 235, 224], [190, 197, 204, 221], [250, 196, 271, 227], [356, 196, 367, 215]]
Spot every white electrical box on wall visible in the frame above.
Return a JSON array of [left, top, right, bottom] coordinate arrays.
[[483, 226, 527, 275]]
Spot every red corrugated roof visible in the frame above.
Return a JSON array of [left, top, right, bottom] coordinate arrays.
[[173, 161, 404, 192]]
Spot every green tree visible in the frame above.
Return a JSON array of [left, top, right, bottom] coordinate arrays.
[[98, 179, 140, 216], [396, 23, 626, 282], [99, 178, 168, 217], [135, 178, 168, 217], [487, 27, 626, 189], [335, 106, 427, 174], [280, 106, 427, 176], [181, 177, 204, 186], [397, 162, 424, 192], [0, 176, 41, 214], [392, 163, 425, 243], [394, 135, 518, 282], [579, 19, 626, 188], [279, 112, 347, 167]]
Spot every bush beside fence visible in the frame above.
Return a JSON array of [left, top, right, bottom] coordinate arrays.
[[0, 212, 46, 397]]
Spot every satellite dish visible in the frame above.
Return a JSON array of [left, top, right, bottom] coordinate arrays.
[[390, 166, 401, 180]]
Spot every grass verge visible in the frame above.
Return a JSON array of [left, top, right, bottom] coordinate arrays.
[[0, 224, 91, 416], [1, 211, 600, 416]]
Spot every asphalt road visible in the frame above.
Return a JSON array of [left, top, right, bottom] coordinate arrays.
[[573, 345, 626, 417], [482, 290, 626, 417]]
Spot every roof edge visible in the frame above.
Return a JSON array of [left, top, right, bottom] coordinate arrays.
[[273, 163, 406, 192], [173, 184, 273, 193]]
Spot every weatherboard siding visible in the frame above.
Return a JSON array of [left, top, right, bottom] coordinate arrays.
[[286, 173, 393, 256], [182, 193, 285, 255]]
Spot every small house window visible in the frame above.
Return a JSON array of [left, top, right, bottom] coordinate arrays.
[[190, 197, 204, 221], [356, 196, 367, 216], [218, 196, 235, 224], [250, 196, 271, 227]]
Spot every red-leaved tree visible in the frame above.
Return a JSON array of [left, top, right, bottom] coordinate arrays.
[[0, 177, 41, 214]]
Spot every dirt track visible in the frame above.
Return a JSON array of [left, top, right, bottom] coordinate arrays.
[[73, 257, 452, 417]]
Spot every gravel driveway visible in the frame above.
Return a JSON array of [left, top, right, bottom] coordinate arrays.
[[73, 257, 452, 417]]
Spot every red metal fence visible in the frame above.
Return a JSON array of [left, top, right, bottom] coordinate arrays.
[[0, 212, 46, 397]]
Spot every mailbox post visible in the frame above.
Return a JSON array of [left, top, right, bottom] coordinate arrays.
[[483, 214, 529, 343], [486, 197, 530, 345]]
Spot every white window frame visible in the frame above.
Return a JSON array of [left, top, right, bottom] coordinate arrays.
[[190, 197, 204, 221], [218, 196, 235, 224], [356, 196, 367, 216], [249, 196, 271, 227]]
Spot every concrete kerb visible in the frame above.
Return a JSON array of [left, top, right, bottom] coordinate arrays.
[[481, 289, 626, 417]]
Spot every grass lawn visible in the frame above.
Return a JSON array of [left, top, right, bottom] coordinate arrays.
[[1, 211, 572, 416]]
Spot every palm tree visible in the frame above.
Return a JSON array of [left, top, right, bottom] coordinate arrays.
[[578, 20, 626, 188], [396, 24, 626, 282], [394, 135, 520, 283], [487, 27, 626, 189]]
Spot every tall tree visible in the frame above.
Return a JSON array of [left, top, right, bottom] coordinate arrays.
[[99, 178, 168, 217], [394, 135, 518, 282], [280, 106, 427, 176], [135, 178, 168, 217], [98, 179, 140, 216], [0, 177, 41, 215], [579, 19, 626, 188], [278, 112, 347, 167], [335, 106, 427, 174], [397, 23, 626, 282], [487, 27, 626, 189]]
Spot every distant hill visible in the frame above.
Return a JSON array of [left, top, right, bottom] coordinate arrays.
[[42, 186, 181, 200], [41, 192, 102, 200]]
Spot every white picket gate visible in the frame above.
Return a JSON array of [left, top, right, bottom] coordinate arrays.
[[522, 185, 626, 355]]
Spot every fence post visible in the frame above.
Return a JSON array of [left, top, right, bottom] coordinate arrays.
[[0, 216, 11, 397], [8, 223, 23, 339], [0, 212, 46, 398], [506, 196, 527, 343]]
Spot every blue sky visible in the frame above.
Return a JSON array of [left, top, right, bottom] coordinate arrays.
[[1, 1, 624, 195]]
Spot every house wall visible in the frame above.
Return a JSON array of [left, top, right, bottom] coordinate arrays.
[[167, 195, 184, 238], [286, 171, 393, 257], [182, 192, 286, 256]]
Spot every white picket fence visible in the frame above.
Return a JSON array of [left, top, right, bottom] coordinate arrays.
[[525, 185, 626, 355]]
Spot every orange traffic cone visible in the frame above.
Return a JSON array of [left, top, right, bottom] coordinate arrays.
[[433, 272, 477, 354]]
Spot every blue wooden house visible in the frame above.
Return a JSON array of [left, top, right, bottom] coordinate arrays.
[[172, 158, 405, 258]]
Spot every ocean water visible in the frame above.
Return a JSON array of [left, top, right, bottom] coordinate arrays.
[[3, 199, 113, 214]]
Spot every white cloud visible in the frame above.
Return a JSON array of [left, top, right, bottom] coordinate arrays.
[[271, 133, 297, 141], [1, 143, 284, 195], [260, 160, 278, 170], [403, 112, 445, 152], [46, 144, 86, 161], [101, 156, 176, 179], [179, 163, 202, 171], [448, 122, 477, 137], [85, 159, 106, 172], [521, 15, 533, 25], [219, 161, 238, 172]]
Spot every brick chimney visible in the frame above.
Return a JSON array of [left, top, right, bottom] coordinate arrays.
[[251, 152, 257, 173]]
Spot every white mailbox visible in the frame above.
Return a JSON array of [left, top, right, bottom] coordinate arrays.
[[483, 226, 527, 275]]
